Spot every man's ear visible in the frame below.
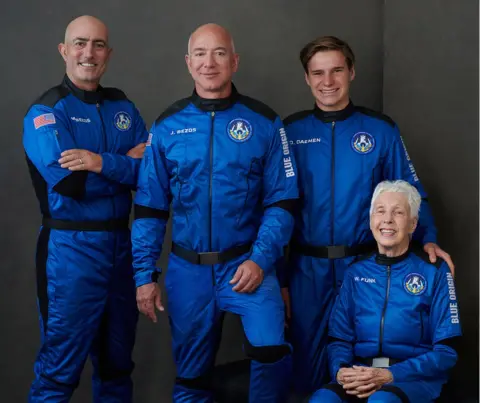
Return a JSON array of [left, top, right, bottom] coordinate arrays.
[[349, 65, 356, 82], [58, 43, 67, 62]]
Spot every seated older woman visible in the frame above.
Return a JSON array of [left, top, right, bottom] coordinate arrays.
[[310, 180, 461, 403]]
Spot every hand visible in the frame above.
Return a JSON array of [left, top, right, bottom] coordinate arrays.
[[229, 260, 264, 293], [281, 287, 291, 328], [336, 367, 355, 385], [424, 242, 455, 275], [343, 366, 393, 398], [127, 142, 146, 159], [136, 282, 164, 323], [59, 149, 102, 173]]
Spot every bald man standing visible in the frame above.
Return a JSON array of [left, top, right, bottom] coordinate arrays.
[[131, 23, 298, 402], [23, 16, 148, 402]]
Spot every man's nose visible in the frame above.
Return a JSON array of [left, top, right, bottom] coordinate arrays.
[[83, 42, 94, 58], [204, 52, 215, 67], [323, 72, 333, 86]]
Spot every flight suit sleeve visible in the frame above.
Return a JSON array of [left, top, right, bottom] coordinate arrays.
[[382, 125, 437, 245], [328, 271, 356, 379], [389, 262, 461, 382], [24, 104, 122, 200], [100, 106, 149, 187], [249, 117, 299, 275], [131, 123, 171, 287]]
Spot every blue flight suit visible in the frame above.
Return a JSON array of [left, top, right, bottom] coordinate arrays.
[[23, 75, 148, 402], [282, 103, 437, 395], [131, 86, 298, 402], [310, 249, 461, 402]]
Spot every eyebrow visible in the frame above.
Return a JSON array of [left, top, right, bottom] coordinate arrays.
[[191, 46, 228, 52], [72, 37, 107, 45], [310, 66, 345, 73]]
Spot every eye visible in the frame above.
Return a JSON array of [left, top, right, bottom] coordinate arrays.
[[215, 50, 226, 56], [334, 68, 344, 73], [95, 42, 106, 49], [394, 210, 405, 216], [193, 51, 205, 57], [74, 41, 86, 48]]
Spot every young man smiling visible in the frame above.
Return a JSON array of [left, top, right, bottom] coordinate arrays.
[[280, 35, 454, 398]]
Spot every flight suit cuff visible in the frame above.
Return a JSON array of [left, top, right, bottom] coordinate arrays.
[[134, 268, 161, 288], [249, 252, 272, 275]]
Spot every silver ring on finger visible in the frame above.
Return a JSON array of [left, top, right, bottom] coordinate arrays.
[[79, 158, 83, 165]]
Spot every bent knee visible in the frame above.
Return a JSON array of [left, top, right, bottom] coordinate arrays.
[[176, 369, 213, 391], [244, 341, 291, 363], [368, 386, 409, 403]]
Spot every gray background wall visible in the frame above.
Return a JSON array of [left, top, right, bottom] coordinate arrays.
[[0, 0, 477, 401], [383, 1, 479, 400]]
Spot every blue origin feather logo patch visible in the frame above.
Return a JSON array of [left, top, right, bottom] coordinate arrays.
[[404, 273, 427, 296], [114, 111, 132, 131], [227, 118, 253, 142], [351, 132, 375, 154]]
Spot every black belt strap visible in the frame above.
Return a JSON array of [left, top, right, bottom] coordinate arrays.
[[172, 242, 252, 265], [355, 356, 403, 367], [291, 241, 376, 259], [42, 217, 130, 232]]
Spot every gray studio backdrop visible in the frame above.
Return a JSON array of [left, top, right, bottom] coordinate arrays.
[[0, 0, 477, 401]]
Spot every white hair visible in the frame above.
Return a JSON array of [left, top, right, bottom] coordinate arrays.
[[370, 180, 421, 218]]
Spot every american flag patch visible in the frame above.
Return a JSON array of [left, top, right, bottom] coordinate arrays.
[[33, 113, 56, 129], [146, 132, 153, 146]]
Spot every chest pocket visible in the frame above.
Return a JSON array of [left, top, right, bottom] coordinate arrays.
[[417, 303, 431, 345], [236, 157, 263, 227]]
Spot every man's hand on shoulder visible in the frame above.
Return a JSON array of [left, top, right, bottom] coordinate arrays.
[[424, 242, 455, 275]]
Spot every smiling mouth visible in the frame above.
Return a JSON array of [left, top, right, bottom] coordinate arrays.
[[79, 63, 96, 67], [320, 89, 338, 95], [380, 229, 396, 237]]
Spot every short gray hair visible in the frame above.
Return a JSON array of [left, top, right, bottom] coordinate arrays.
[[370, 180, 421, 218]]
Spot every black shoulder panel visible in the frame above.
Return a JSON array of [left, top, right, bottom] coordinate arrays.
[[411, 246, 444, 269], [348, 250, 376, 267], [29, 85, 70, 111], [155, 98, 191, 125], [283, 110, 313, 126], [238, 95, 277, 122], [103, 87, 128, 101], [355, 106, 396, 128]]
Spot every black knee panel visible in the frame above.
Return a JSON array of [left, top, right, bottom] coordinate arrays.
[[176, 370, 213, 391], [243, 339, 291, 363], [98, 364, 134, 382]]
